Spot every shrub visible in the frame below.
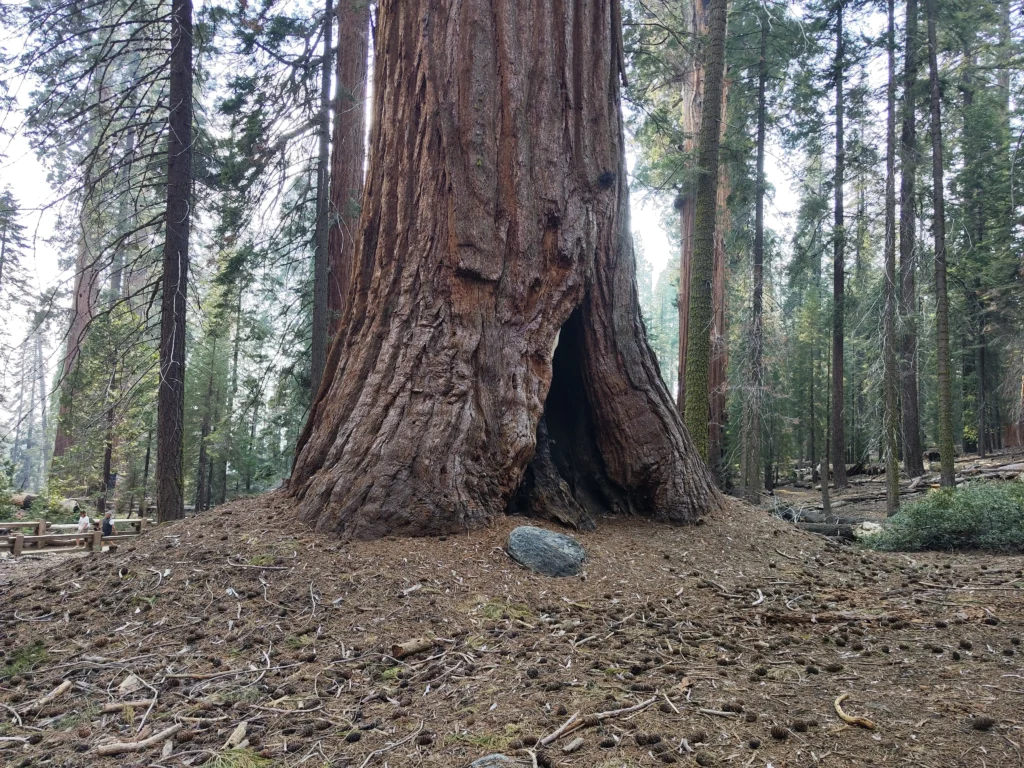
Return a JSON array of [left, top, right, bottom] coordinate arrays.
[[869, 481, 1024, 552]]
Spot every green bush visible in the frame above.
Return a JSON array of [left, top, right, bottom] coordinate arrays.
[[869, 481, 1024, 552]]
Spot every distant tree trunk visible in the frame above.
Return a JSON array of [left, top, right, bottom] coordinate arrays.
[[709, 122, 730, 478], [0, 222, 6, 290], [326, 0, 370, 339], [898, 0, 924, 477], [809, 348, 816, 472], [156, 0, 194, 522], [925, 0, 955, 486], [290, 0, 721, 537], [194, 335, 217, 510], [675, 0, 705, 410], [34, 330, 48, 487], [831, 3, 848, 490], [883, 0, 900, 516], [23, 349, 37, 490], [821, 345, 832, 515], [961, 62, 989, 460], [677, 0, 728, 427], [975, 296, 987, 457], [216, 287, 242, 505], [310, 0, 334, 394], [683, 0, 728, 464], [52, 222, 100, 462], [744, 18, 767, 505]]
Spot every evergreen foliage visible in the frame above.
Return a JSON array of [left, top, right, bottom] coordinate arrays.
[[870, 481, 1024, 552]]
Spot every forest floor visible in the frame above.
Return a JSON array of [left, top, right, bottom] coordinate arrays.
[[1, 492, 1023, 768]]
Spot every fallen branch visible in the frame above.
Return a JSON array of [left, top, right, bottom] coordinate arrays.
[[834, 693, 876, 730], [699, 708, 741, 718], [0, 703, 22, 726], [357, 722, 423, 768], [390, 637, 434, 659], [539, 697, 658, 746], [95, 723, 182, 756], [26, 680, 72, 711], [538, 712, 580, 747]]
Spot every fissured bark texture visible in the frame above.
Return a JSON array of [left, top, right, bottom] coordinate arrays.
[[290, 0, 721, 537]]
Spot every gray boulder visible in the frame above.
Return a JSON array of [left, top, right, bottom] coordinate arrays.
[[506, 525, 586, 577], [469, 756, 518, 768]]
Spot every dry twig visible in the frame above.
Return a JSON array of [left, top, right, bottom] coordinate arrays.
[[834, 693, 876, 730], [95, 723, 182, 756]]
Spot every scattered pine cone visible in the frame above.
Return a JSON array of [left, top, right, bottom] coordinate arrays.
[[972, 716, 996, 732]]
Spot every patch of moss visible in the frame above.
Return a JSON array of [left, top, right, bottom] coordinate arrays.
[[203, 749, 274, 768], [1, 641, 48, 678], [476, 599, 534, 621]]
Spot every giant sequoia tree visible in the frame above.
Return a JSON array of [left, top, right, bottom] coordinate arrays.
[[289, 0, 721, 538]]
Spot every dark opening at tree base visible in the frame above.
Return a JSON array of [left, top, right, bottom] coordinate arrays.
[[508, 307, 630, 530]]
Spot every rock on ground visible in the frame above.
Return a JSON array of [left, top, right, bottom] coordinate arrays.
[[506, 525, 586, 577]]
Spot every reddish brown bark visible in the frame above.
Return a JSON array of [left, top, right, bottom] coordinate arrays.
[[325, 0, 370, 338], [708, 81, 730, 476], [676, 0, 729, 464], [290, 0, 721, 538], [52, 233, 100, 460]]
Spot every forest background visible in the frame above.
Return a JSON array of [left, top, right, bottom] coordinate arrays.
[[0, 0, 1021, 518]]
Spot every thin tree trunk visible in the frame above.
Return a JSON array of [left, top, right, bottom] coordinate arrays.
[[310, 0, 333, 394], [899, 0, 924, 477], [194, 335, 217, 510], [831, 3, 848, 489], [925, 0, 955, 486], [216, 287, 243, 505], [821, 343, 831, 515], [976, 305, 987, 457], [326, 0, 370, 338], [34, 330, 48, 487], [744, 18, 767, 505], [0, 226, 6, 294], [683, 0, 728, 464], [709, 119, 730, 478], [157, 0, 194, 522], [290, 0, 721, 537], [139, 425, 152, 517], [883, 0, 900, 516], [24, 346, 37, 491]]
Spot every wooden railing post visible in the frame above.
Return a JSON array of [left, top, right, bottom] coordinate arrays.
[[13, 534, 24, 557]]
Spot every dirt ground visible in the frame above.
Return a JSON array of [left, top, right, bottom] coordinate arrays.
[[1, 491, 1022, 768]]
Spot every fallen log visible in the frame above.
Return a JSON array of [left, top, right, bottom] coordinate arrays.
[[9, 493, 38, 510], [390, 638, 435, 659], [795, 522, 856, 540], [95, 723, 181, 756]]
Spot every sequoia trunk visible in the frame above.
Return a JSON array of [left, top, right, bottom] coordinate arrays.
[[290, 0, 721, 538], [326, 0, 370, 337], [682, 0, 728, 464], [310, 0, 333, 393]]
